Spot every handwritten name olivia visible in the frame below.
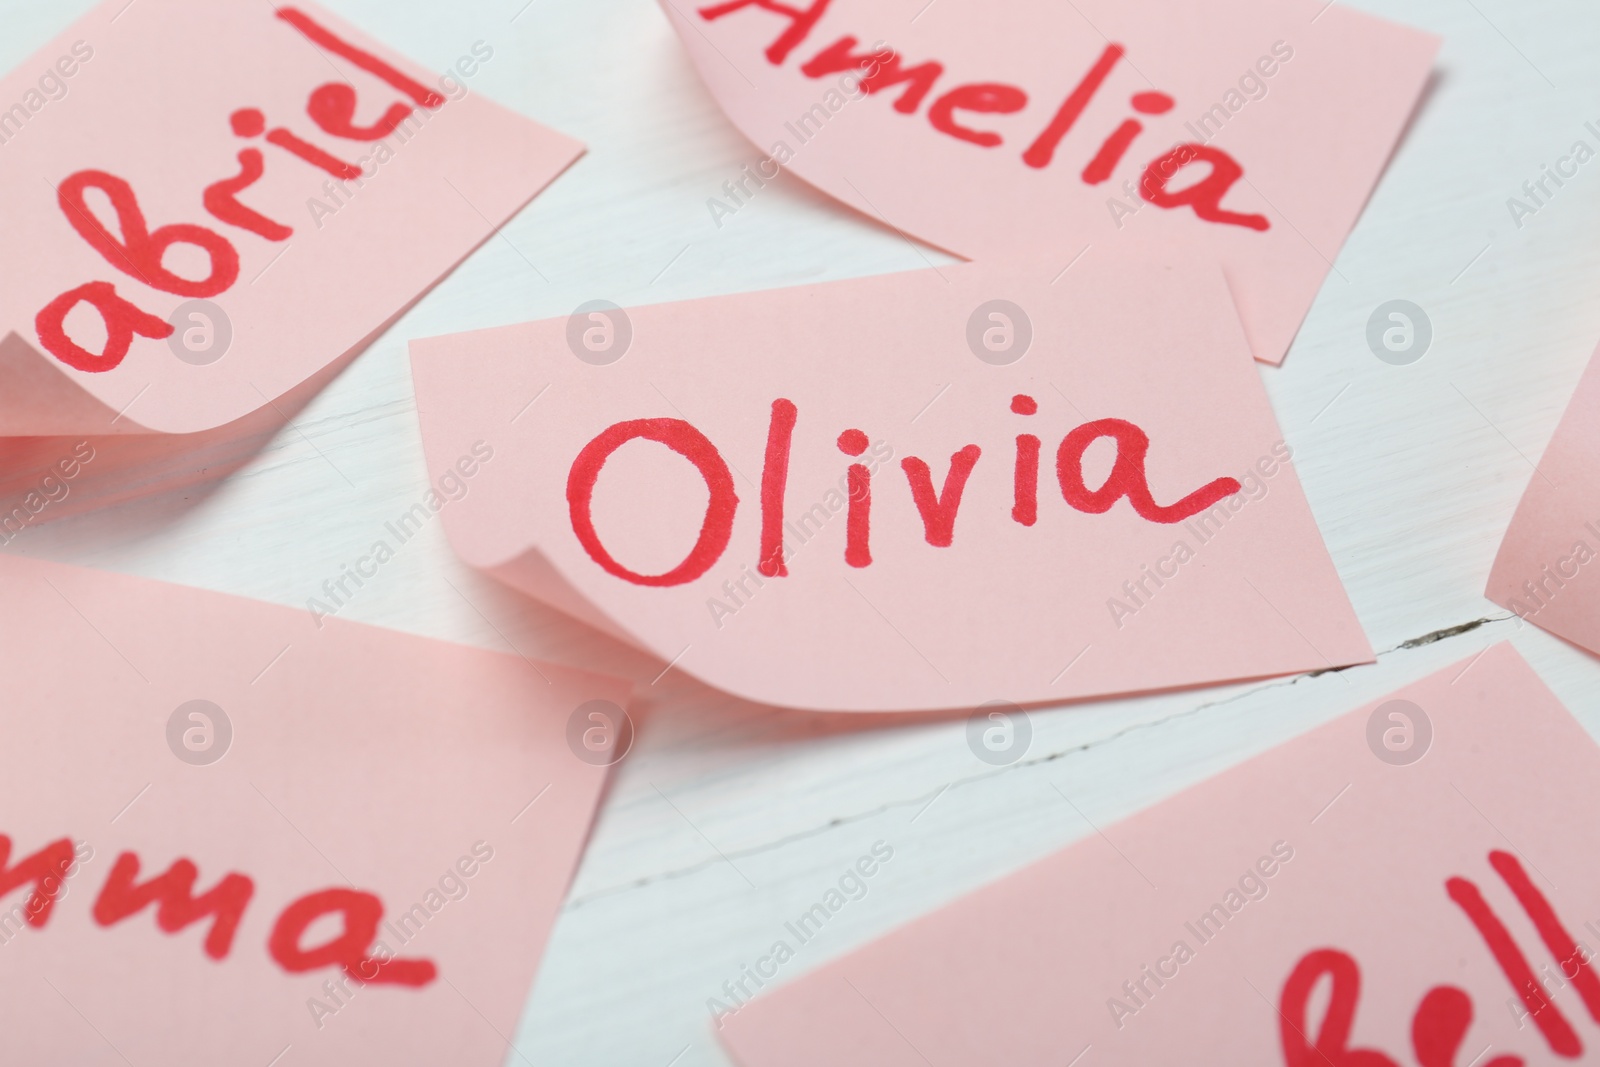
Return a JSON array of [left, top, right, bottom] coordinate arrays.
[[567, 394, 1241, 587]]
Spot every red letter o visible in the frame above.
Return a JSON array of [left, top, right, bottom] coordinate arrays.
[[567, 418, 738, 587]]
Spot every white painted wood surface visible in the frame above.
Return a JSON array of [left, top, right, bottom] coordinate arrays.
[[4, 0, 1600, 1062]]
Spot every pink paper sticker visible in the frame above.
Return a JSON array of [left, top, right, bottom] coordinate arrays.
[[662, 0, 1437, 364], [0, 0, 582, 436], [410, 258, 1370, 712], [0, 554, 631, 1066], [718, 643, 1599, 1065], [1488, 342, 1600, 655]]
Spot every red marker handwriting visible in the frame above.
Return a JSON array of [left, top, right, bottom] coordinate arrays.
[[35, 6, 439, 373], [1449, 850, 1600, 1057], [204, 149, 294, 242], [93, 851, 254, 960], [0, 835, 75, 927], [270, 888, 436, 986], [568, 396, 1242, 587], [758, 398, 798, 578], [1279, 948, 1401, 1067], [1142, 144, 1269, 231], [567, 418, 739, 587], [1011, 393, 1040, 526], [698, 0, 1269, 232], [0, 832, 435, 986], [837, 428, 874, 567], [903, 445, 981, 547], [1279, 949, 1524, 1067], [36, 282, 173, 374], [1274, 848, 1600, 1065], [231, 106, 362, 181], [57, 169, 240, 297], [275, 6, 445, 109]]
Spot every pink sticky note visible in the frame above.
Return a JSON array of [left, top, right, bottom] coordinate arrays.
[[1488, 343, 1600, 654], [410, 258, 1370, 712], [0, 0, 582, 436], [0, 554, 631, 1066], [662, 0, 1436, 364], [717, 644, 1600, 1064]]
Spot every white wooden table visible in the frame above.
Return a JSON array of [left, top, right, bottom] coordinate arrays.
[[5, 0, 1600, 1062]]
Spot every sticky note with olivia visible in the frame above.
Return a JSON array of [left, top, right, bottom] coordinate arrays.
[[411, 258, 1371, 712]]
